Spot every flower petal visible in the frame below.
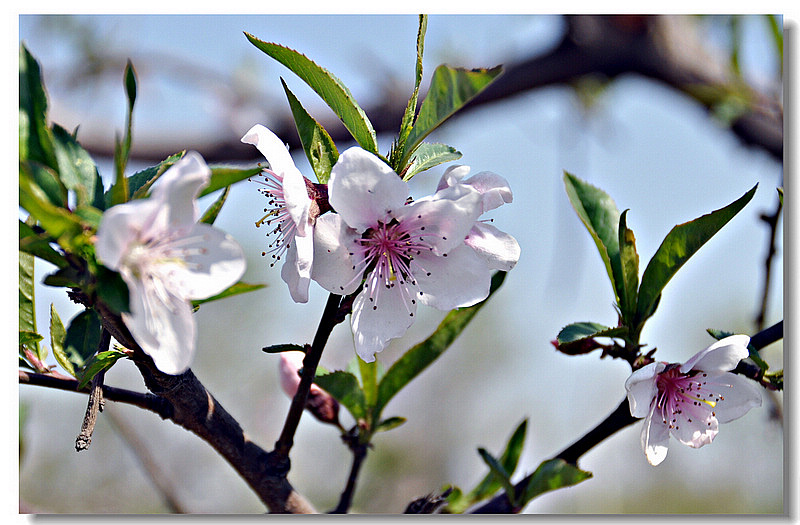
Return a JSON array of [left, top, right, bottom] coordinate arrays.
[[281, 233, 314, 303], [279, 350, 305, 397], [625, 362, 664, 418], [670, 405, 718, 449], [311, 213, 363, 296], [350, 279, 419, 362], [156, 223, 246, 300], [150, 151, 210, 233], [709, 372, 762, 423], [436, 164, 471, 191], [463, 171, 513, 213], [641, 400, 671, 466], [328, 147, 408, 232], [395, 189, 482, 256], [465, 222, 520, 271], [413, 244, 492, 310], [95, 197, 160, 270], [680, 335, 751, 374], [121, 272, 196, 375]]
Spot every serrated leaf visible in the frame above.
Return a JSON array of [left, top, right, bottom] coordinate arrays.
[[281, 78, 338, 184], [313, 370, 366, 421], [191, 281, 265, 309], [19, 331, 43, 348], [262, 343, 306, 354], [18, 250, 37, 337], [375, 271, 506, 416], [19, 44, 55, 168], [519, 459, 592, 508], [636, 185, 757, 325], [706, 328, 769, 371], [63, 309, 103, 371], [401, 64, 502, 167], [402, 142, 462, 181], [78, 349, 127, 389], [51, 124, 104, 209], [245, 35, 378, 154], [618, 210, 639, 322], [563, 172, 624, 307], [49, 304, 74, 377]]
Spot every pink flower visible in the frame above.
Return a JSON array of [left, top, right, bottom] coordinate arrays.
[[242, 124, 315, 303], [95, 152, 246, 375], [311, 147, 492, 362], [624, 335, 762, 465]]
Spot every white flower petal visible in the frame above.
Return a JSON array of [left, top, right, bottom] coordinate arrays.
[[350, 279, 419, 362], [311, 214, 363, 296], [282, 234, 314, 303], [241, 124, 299, 181], [710, 372, 762, 423], [395, 190, 482, 255], [465, 222, 520, 271], [329, 147, 408, 232], [414, 245, 492, 310], [680, 335, 750, 374], [95, 198, 160, 270], [150, 151, 210, 232], [625, 362, 664, 418], [463, 171, 513, 213], [436, 164, 471, 191], [642, 401, 671, 466]]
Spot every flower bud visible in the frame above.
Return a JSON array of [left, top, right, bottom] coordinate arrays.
[[278, 351, 340, 426]]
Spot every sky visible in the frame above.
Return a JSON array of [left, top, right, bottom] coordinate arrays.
[[14, 13, 787, 514]]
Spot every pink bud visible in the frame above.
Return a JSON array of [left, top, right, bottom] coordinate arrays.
[[278, 351, 341, 427]]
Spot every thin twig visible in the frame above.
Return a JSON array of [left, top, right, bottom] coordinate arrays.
[[756, 196, 783, 331], [274, 293, 342, 458], [330, 442, 368, 514], [75, 328, 111, 451]]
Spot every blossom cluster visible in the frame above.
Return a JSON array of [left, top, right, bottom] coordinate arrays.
[[243, 124, 520, 362]]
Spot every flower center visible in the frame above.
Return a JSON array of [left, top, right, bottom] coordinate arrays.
[[654, 366, 727, 430], [252, 169, 297, 266]]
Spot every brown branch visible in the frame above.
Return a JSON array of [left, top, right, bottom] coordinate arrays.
[[75, 328, 111, 451]]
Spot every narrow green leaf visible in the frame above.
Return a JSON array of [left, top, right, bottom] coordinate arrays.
[[18, 250, 37, 338], [245, 35, 378, 154], [49, 304, 74, 377], [392, 14, 428, 170], [636, 184, 757, 325], [519, 459, 592, 508], [24, 162, 67, 207], [19, 331, 43, 348], [359, 358, 378, 410], [200, 185, 230, 225], [51, 124, 104, 209], [374, 416, 407, 433], [465, 420, 528, 506], [63, 309, 103, 371], [402, 142, 462, 181], [104, 153, 181, 207], [563, 172, 623, 306], [262, 343, 306, 354], [555, 322, 627, 355], [19, 172, 85, 249], [199, 165, 263, 198], [110, 61, 138, 207], [78, 349, 127, 389], [313, 370, 367, 421], [618, 210, 639, 322], [191, 281, 266, 309], [706, 328, 769, 371], [375, 271, 506, 415], [281, 78, 339, 184], [401, 64, 502, 166], [477, 448, 517, 506], [19, 44, 56, 168], [124, 59, 137, 110]]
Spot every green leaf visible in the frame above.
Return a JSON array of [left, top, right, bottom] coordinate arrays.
[[200, 165, 263, 198], [375, 271, 507, 416], [19, 172, 85, 250], [24, 162, 67, 207], [281, 78, 338, 184], [104, 153, 181, 207], [94, 266, 130, 314], [19, 44, 55, 168], [245, 35, 378, 154], [518, 459, 592, 508], [49, 304, 74, 377], [636, 184, 757, 325], [313, 369, 367, 421], [191, 281, 266, 309], [555, 322, 627, 356], [374, 416, 407, 433], [477, 448, 516, 506], [617, 210, 639, 322], [78, 349, 127, 389], [706, 328, 769, 371], [359, 358, 378, 410], [110, 60, 138, 207], [51, 124, 105, 209], [563, 172, 624, 306], [63, 309, 103, 371], [262, 343, 306, 354], [401, 64, 502, 167], [19, 220, 68, 269], [199, 185, 230, 225], [464, 420, 527, 508], [402, 142, 462, 181], [391, 14, 428, 171], [19, 250, 38, 339]]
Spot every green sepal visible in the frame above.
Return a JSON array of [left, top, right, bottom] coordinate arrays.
[[636, 184, 757, 326], [281, 78, 338, 184], [245, 35, 378, 154]]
